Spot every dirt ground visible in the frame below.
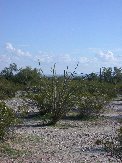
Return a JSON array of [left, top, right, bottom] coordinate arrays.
[[0, 96, 122, 163]]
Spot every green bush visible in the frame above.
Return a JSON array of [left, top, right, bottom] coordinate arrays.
[[77, 93, 108, 117], [28, 65, 77, 125], [0, 77, 22, 100], [115, 83, 122, 95], [83, 81, 117, 99], [0, 102, 15, 139], [70, 80, 117, 102], [14, 66, 41, 86], [28, 65, 116, 123], [101, 126, 122, 161]]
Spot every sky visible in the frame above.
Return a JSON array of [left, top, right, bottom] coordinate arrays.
[[0, 0, 122, 75]]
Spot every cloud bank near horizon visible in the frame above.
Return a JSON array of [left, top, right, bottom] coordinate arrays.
[[0, 42, 122, 74]]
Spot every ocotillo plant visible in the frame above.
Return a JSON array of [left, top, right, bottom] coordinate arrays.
[[30, 63, 79, 125]]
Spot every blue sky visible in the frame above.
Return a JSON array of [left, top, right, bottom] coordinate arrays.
[[0, 0, 122, 74]]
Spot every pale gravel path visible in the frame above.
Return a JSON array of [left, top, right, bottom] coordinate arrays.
[[0, 97, 122, 163]]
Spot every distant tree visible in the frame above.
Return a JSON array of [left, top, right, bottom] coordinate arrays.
[[102, 67, 113, 83], [101, 67, 122, 84], [85, 72, 98, 81], [0, 63, 18, 80], [15, 66, 41, 85], [113, 67, 122, 84]]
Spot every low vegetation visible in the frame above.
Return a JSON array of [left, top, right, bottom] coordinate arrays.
[[0, 102, 16, 139], [95, 124, 122, 161], [0, 63, 122, 134], [0, 63, 122, 162]]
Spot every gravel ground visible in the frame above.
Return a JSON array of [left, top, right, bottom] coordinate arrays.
[[0, 97, 122, 163], [3, 97, 40, 116]]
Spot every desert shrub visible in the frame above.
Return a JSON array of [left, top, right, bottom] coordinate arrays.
[[28, 65, 116, 123], [95, 120, 122, 161], [0, 77, 22, 100], [14, 66, 41, 86], [115, 83, 122, 95], [0, 102, 16, 139], [82, 81, 117, 99], [70, 80, 117, 101], [0, 63, 18, 80], [71, 79, 115, 118], [101, 126, 122, 161], [28, 64, 78, 125], [77, 93, 108, 117]]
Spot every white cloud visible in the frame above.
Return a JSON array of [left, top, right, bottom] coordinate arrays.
[[35, 53, 75, 64], [79, 56, 89, 63], [5, 42, 32, 57], [35, 54, 53, 63], [2, 42, 122, 74], [16, 49, 31, 57], [96, 50, 117, 62], [89, 47, 122, 61], [6, 42, 15, 51], [58, 54, 73, 63]]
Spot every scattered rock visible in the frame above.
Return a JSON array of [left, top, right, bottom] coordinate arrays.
[[0, 96, 122, 162]]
